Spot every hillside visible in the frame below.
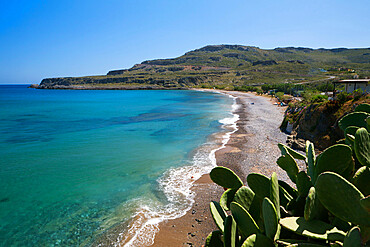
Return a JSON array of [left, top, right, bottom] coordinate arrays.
[[37, 45, 370, 89]]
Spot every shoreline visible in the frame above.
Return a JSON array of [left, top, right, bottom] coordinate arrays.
[[92, 89, 289, 247], [92, 90, 239, 247], [151, 90, 289, 246]]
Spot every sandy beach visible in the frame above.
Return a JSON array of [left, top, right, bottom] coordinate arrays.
[[151, 90, 290, 246]]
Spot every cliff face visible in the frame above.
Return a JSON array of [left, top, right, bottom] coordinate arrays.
[[37, 45, 370, 89], [283, 97, 370, 150]]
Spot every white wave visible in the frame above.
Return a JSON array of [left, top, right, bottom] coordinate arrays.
[[115, 93, 240, 247]]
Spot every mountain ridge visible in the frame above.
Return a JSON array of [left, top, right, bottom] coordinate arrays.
[[38, 45, 370, 89]]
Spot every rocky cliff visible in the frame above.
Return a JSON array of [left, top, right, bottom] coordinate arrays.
[[282, 97, 370, 150]]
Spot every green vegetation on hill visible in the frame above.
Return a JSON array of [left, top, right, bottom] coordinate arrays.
[[38, 45, 370, 89]]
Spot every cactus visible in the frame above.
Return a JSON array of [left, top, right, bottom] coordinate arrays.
[[262, 197, 279, 240], [277, 147, 299, 183], [354, 128, 370, 167], [247, 173, 270, 199], [210, 166, 243, 189], [205, 230, 223, 247], [285, 244, 333, 247], [343, 226, 361, 247], [270, 172, 280, 219], [279, 217, 346, 241], [331, 217, 352, 232], [220, 188, 237, 211], [241, 233, 274, 247], [279, 180, 298, 199], [355, 103, 370, 114], [278, 143, 306, 160], [315, 172, 370, 227], [345, 126, 359, 146], [210, 201, 227, 233], [306, 141, 316, 180], [277, 239, 331, 246], [279, 184, 294, 208], [360, 196, 370, 212], [304, 187, 325, 221], [233, 186, 255, 212], [313, 144, 354, 182], [352, 166, 370, 195], [338, 112, 370, 131], [296, 171, 312, 197], [224, 215, 237, 247], [230, 202, 260, 238]]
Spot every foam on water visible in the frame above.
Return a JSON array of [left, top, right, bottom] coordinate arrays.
[[117, 94, 239, 247]]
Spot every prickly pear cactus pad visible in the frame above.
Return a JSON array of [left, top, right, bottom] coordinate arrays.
[[241, 233, 274, 247], [233, 186, 255, 212], [360, 196, 370, 212], [279, 217, 346, 241], [339, 112, 369, 131], [210, 201, 227, 233], [306, 141, 316, 180], [205, 230, 223, 247], [355, 103, 370, 114], [315, 172, 370, 226], [220, 188, 238, 211], [277, 149, 299, 183], [230, 202, 260, 238], [210, 166, 243, 189], [304, 187, 324, 221], [279, 180, 298, 198], [278, 143, 306, 160], [354, 128, 370, 167], [262, 198, 278, 240], [224, 215, 237, 247], [343, 226, 362, 247], [314, 144, 354, 181], [247, 173, 270, 199], [345, 126, 358, 146], [296, 171, 312, 197], [270, 172, 280, 219], [352, 166, 370, 195]]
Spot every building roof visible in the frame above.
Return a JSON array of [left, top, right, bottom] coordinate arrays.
[[334, 79, 370, 84]]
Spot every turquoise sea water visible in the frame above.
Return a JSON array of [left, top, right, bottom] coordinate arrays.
[[0, 85, 235, 246]]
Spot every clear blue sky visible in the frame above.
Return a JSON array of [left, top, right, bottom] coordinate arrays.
[[1, 0, 369, 84]]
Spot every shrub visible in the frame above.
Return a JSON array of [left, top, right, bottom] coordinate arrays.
[[312, 94, 328, 102], [275, 92, 284, 100], [353, 88, 364, 101], [337, 91, 350, 104]]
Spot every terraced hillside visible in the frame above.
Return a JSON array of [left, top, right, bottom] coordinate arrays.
[[38, 45, 370, 89]]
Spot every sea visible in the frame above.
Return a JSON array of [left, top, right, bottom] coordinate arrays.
[[0, 85, 238, 246]]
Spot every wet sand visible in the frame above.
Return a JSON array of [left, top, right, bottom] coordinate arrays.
[[151, 90, 289, 247]]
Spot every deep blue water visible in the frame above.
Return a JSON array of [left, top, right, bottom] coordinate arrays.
[[0, 85, 234, 246]]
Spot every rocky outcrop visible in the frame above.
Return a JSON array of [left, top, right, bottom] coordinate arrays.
[[284, 103, 343, 150], [282, 98, 369, 151], [107, 69, 128, 75], [252, 60, 277, 66]]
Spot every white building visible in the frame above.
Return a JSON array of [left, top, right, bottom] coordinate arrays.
[[334, 79, 370, 93]]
